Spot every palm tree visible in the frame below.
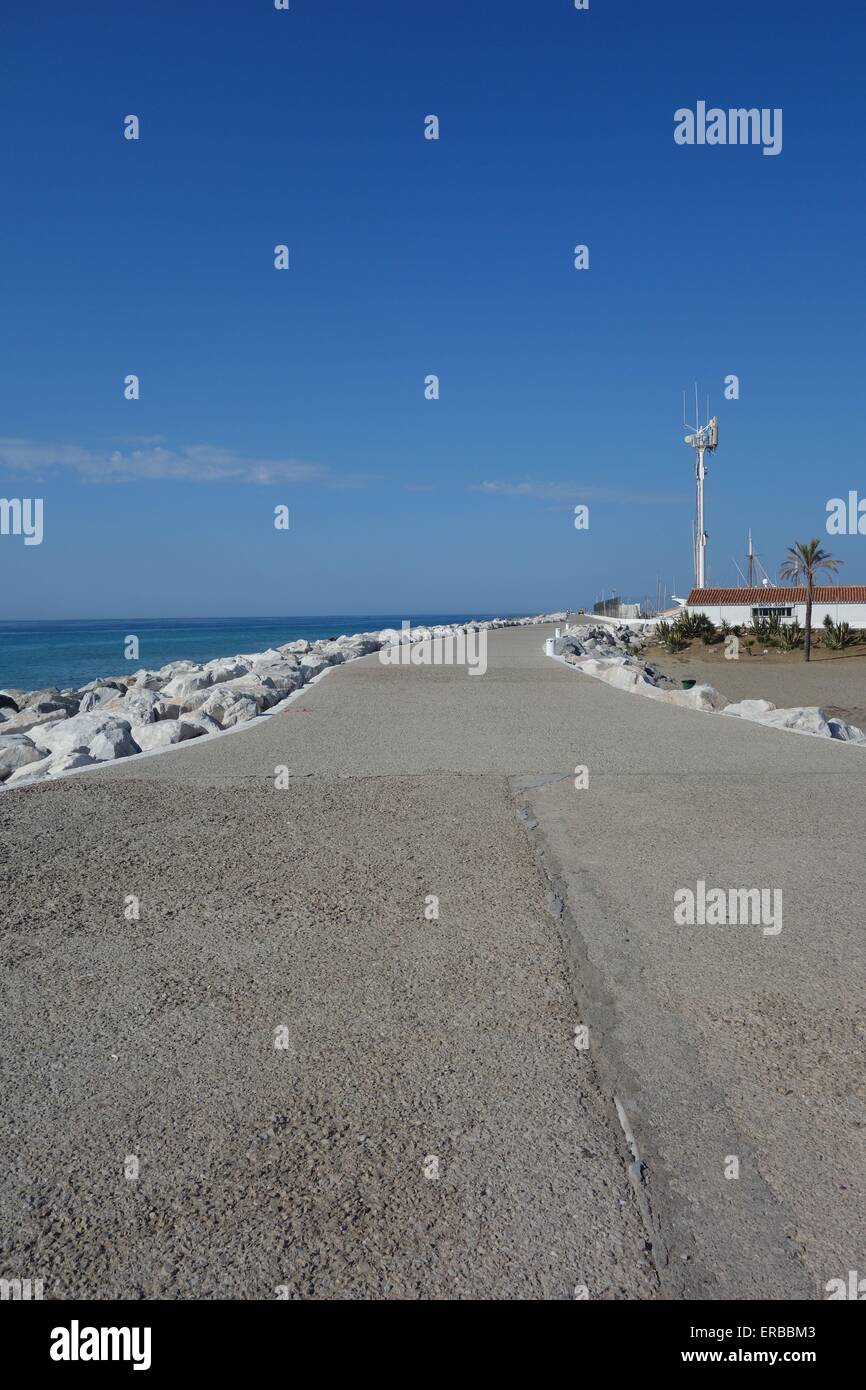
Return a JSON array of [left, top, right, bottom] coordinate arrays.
[[779, 540, 841, 662]]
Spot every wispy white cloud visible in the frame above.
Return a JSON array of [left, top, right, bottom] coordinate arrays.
[[473, 480, 685, 506], [0, 437, 373, 487]]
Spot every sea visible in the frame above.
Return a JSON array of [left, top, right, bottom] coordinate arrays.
[[0, 614, 508, 693]]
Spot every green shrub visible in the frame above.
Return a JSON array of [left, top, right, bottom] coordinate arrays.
[[822, 616, 855, 650], [749, 614, 784, 646], [654, 620, 686, 653], [672, 611, 717, 644], [777, 620, 803, 651]]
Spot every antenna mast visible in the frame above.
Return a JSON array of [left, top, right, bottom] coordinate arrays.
[[682, 384, 719, 589], [744, 530, 770, 586]]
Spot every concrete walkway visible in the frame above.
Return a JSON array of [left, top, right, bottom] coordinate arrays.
[[1, 624, 863, 1298]]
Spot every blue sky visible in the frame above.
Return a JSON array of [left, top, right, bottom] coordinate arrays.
[[1, 0, 864, 619]]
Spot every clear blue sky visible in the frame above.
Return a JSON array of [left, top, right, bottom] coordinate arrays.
[[1, 0, 864, 619]]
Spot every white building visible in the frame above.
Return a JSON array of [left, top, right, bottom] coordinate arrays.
[[685, 585, 866, 630]]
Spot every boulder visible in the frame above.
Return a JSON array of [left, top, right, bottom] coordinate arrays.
[[160, 669, 212, 701], [751, 706, 833, 737], [570, 655, 630, 677], [157, 660, 199, 679], [723, 700, 866, 743], [0, 734, 49, 783], [651, 683, 729, 713], [21, 688, 80, 716], [723, 699, 777, 720], [34, 713, 141, 761], [153, 699, 182, 721], [197, 692, 259, 728], [299, 654, 328, 678], [203, 658, 251, 684], [132, 720, 205, 751], [315, 643, 347, 665], [181, 678, 273, 715], [338, 635, 380, 656], [80, 684, 125, 713], [247, 647, 285, 666], [78, 678, 126, 695], [47, 749, 99, 774], [0, 707, 70, 736], [130, 670, 165, 691], [5, 757, 52, 786], [0, 693, 19, 714], [183, 712, 223, 736], [236, 667, 301, 698], [596, 664, 653, 695], [107, 689, 162, 724], [828, 718, 866, 744]]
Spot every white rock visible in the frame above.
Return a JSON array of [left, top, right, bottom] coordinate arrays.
[[80, 684, 125, 713], [204, 658, 251, 684], [78, 678, 125, 695], [827, 718, 866, 744], [241, 667, 301, 696], [22, 689, 80, 715], [753, 706, 833, 737], [0, 707, 70, 736], [339, 635, 380, 655], [183, 713, 223, 736], [35, 713, 141, 761], [214, 694, 260, 728], [110, 690, 162, 724], [0, 734, 49, 783], [160, 670, 212, 701], [571, 655, 630, 677], [132, 719, 204, 750], [130, 670, 165, 691], [723, 700, 864, 743], [651, 683, 729, 712], [182, 677, 274, 715], [153, 700, 182, 721], [47, 749, 99, 774], [722, 699, 777, 719], [299, 654, 328, 677], [248, 647, 285, 666], [157, 660, 199, 678], [5, 757, 52, 786], [598, 665, 651, 694], [314, 643, 347, 665], [194, 689, 260, 728]]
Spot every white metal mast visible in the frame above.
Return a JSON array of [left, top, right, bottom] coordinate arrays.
[[683, 385, 719, 589], [745, 530, 770, 586]]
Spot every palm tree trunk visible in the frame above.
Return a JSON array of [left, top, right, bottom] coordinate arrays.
[[805, 582, 813, 662]]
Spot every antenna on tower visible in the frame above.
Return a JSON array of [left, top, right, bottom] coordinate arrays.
[[682, 383, 719, 589]]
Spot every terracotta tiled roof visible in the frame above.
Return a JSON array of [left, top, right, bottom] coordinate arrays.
[[687, 586, 866, 604]]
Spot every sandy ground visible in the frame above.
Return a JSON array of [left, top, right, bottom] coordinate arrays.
[[644, 641, 866, 730], [2, 624, 864, 1300]]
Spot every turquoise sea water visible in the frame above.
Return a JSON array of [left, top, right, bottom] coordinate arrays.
[[0, 614, 506, 692]]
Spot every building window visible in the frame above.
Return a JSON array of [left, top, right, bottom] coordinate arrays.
[[752, 606, 793, 620]]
